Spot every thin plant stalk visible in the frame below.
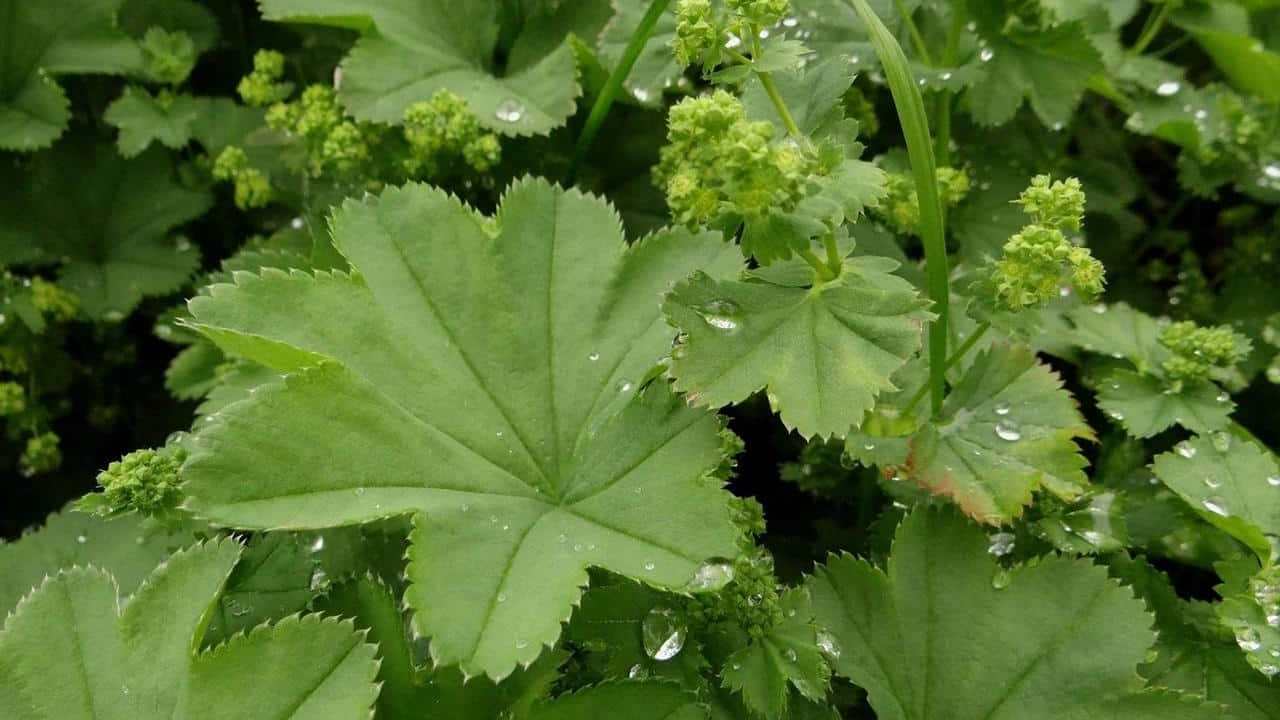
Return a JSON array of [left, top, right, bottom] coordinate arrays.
[[568, 0, 671, 184], [847, 0, 950, 413]]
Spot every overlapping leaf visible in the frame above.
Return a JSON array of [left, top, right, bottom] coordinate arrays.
[[0, 508, 200, 616], [721, 588, 831, 718], [900, 343, 1093, 524], [0, 139, 209, 319], [180, 178, 745, 679], [1152, 432, 1280, 562], [807, 509, 1225, 720], [258, 0, 581, 135], [0, 0, 142, 150], [663, 255, 930, 439], [105, 87, 203, 157], [530, 681, 706, 720], [0, 539, 380, 719]]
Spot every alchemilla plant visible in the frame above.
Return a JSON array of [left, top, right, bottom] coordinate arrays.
[[4, 0, 1280, 717]]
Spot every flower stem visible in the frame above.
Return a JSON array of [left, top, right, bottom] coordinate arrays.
[[758, 71, 803, 137], [847, 0, 950, 414], [798, 248, 837, 282], [568, 0, 671, 184], [1131, 3, 1172, 55], [900, 321, 990, 417]]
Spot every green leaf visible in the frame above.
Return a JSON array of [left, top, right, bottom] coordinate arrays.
[[964, 10, 1104, 128], [1217, 564, 1280, 679], [663, 256, 931, 439], [259, 0, 581, 135], [203, 533, 319, 645], [181, 179, 744, 680], [1152, 433, 1280, 563], [0, 539, 380, 719], [104, 87, 203, 157], [1097, 370, 1234, 438], [166, 342, 225, 400], [807, 509, 1224, 720], [901, 343, 1093, 524], [530, 681, 707, 720], [0, 0, 142, 151], [1173, 4, 1280, 103], [721, 588, 831, 718], [1064, 303, 1166, 373], [0, 140, 209, 319], [119, 0, 220, 54], [0, 507, 201, 616], [565, 579, 706, 686]]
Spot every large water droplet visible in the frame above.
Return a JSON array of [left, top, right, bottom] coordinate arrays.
[[1176, 443, 1197, 459], [987, 532, 1016, 557], [687, 558, 735, 591], [1237, 628, 1262, 652], [642, 606, 687, 661], [495, 99, 525, 123], [1202, 496, 1230, 517], [995, 420, 1022, 442], [696, 299, 742, 333], [1268, 475, 1280, 487], [979, 48, 994, 62], [816, 629, 842, 661]]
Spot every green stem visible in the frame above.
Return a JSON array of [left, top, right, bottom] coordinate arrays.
[[935, 5, 966, 165], [568, 0, 671, 184], [758, 71, 803, 137], [1131, 3, 1172, 55], [900, 322, 991, 417], [848, 0, 950, 414], [798, 248, 837, 281], [893, 0, 934, 66], [823, 234, 843, 275]]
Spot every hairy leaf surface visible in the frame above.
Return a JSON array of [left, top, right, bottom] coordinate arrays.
[[807, 509, 1224, 720], [182, 179, 744, 679], [663, 256, 930, 439]]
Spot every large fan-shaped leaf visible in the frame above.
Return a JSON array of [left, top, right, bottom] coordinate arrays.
[[259, 0, 581, 135], [181, 179, 744, 679], [0, 539, 380, 720], [807, 509, 1225, 720], [0, 0, 142, 151], [530, 681, 706, 720], [662, 256, 931, 439], [0, 139, 209, 319], [900, 343, 1093, 524]]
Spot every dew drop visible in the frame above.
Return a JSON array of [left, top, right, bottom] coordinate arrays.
[[782, 16, 799, 27], [515, 638, 528, 649], [1216, 391, 1230, 403], [494, 99, 525, 123], [994, 420, 1021, 442], [1202, 496, 1230, 517], [642, 606, 687, 661], [696, 299, 742, 333], [993, 401, 1011, 416], [628, 663, 648, 679], [1211, 432, 1232, 453], [1203, 476, 1222, 489], [644, 561, 656, 571], [1237, 628, 1262, 652], [991, 567, 1012, 590], [979, 48, 994, 62], [497, 592, 507, 603], [1156, 81, 1181, 96], [688, 559, 735, 591], [588, 352, 600, 362], [1268, 476, 1280, 487], [631, 87, 650, 102], [987, 532, 1016, 557], [1265, 163, 1280, 180], [816, 629, 842, 660], [310, 536, 325, 553], [76, 534, 87, 544], [1176, 443, 1197, 459], [784, 648, 798, 662]]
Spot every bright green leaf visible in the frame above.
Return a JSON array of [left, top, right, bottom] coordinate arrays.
[[0, 539, 380, 720], [530, 681, 706, 720], [663, 256, 931, 439], [259, 0, 581, 135], [181, 179, 744, 680], [807, 509, 1224, 720], [901, 343, 1093, 524], [104, 87, 203, 157], [1097, 370, 1234, 438], [1152, 433, 1280, 562], [721, 588, 831, 718]]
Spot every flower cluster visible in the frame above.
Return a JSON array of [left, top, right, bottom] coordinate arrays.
[[874, 166, 970, 237], [673, 0, 719, 67], [20, 432, 61, 477], [212, 146, 272, 210], [726, 0, 790, 28], [988, 175, 1104, 310], [140, 27, 196, 85], [0, 381, 24, 416], [266, 85, 377, 178], [402, 90, 502, 177], [31, 277, 78, 321], [656, 90, 817, 228], [237, 50, 293, 107], [1158, 320, 1251, 383], [685, 550, 785, 641], [87, 447, 188, 517]]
